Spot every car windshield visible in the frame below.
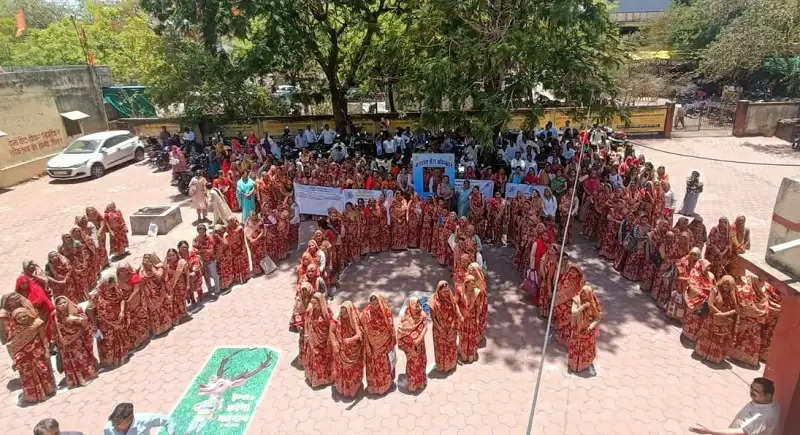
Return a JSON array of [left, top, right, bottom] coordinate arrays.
[[63, 139, 101, 154]]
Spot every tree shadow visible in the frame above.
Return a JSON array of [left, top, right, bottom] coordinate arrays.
[[741, 141, 800, 159]]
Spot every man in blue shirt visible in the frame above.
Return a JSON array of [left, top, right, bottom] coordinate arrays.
[[104, 403, 173, 435], [294, 128, 308, 150]]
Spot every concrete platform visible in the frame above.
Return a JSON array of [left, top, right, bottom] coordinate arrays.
[[129, 205, 182, 235]]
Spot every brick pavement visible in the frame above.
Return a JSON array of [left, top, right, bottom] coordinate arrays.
[[1, 136, 797, 434]]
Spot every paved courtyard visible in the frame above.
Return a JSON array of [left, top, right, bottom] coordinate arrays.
[[1, 134, 798, 434]]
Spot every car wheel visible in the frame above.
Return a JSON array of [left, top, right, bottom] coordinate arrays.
[[134, 147, 145, 161], [91, 163, 105, 179]]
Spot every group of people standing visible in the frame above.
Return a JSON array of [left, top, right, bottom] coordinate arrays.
[[289, 190, 491, 396], [1, 203, 130, 404]]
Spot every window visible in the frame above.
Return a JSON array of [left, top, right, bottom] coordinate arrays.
[[102, 136, 124, 148]]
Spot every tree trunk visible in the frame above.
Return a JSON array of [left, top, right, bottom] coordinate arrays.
[[387, 83, 396, 113], [330, 84, 348, 134]]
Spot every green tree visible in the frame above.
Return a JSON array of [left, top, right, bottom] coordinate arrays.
[[408, 0, 623, 143], [0, 0, 84, 29], [141, 0, 411, 131]]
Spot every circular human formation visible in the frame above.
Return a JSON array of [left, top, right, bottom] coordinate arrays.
[[290, 203, 489, 396]]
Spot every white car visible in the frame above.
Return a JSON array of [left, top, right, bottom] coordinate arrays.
[[47, 130, 145, 179]]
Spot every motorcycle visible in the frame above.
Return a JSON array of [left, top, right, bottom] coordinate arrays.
[[154, 149, 171, 172]]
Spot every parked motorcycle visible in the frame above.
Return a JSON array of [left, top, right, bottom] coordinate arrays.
[[154, 149, 171, 172]]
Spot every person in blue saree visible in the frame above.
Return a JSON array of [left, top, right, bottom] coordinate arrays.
[[236, 169, 256, 223], [457, 179, 471, 218]]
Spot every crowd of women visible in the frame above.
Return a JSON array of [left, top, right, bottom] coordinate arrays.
[[1, 203, 131, 404], [288, 189, 492, 395], [571, 155, 782, 369]]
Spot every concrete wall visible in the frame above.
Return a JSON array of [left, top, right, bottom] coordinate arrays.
[[733, 100, 800, 137], [0, 65, 110, 188], [766, 176, 800, 278]]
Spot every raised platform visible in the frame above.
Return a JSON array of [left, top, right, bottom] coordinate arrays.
[[129, 205, 182, 235]]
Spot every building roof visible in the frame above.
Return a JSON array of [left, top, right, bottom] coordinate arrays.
[[614, 0, 672, 13]]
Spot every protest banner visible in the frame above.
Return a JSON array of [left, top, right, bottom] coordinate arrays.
[[454, 179, 494, 201], [293, 183, 343, 215], [411, 153, 455, 199], [504, 183, 547, 199]]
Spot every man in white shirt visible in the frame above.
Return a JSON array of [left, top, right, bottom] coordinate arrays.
[[303, 125, 317, 146], [510, 151, 526, 172], [294, 128, 308, 150], [541, 187, 557, 218], [320, 124, 336, 147], [690, 377, 780, 435]]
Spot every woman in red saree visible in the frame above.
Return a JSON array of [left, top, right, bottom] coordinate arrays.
[[651, 231, 680, 309], [760, 283, 782, 362], [728, 215, 751, 281], [452, 253, 471, 294], [292, 281, 315, 333], [378, 195, 392, 252], [74, 217, 98, 278], [15, 271, 53, 339], [553, 262, 585, 346], [437, 212, 458, 266], [688, 215, 708, 251], [666, 247, 701, 321], [522, 224, 547, 304], [45, 251, 79, 304], [245, 214, 267, 275], [276, 207, 291, 261], [468, 186, 487, 240], [641, 218, 670, 293], [486, 191, 506, 245], [431, 199, 448, 257], [729, 275, 768, 368], [364, 199, 379, 254], [220, 170, 240, 212], [226, 217, 251, 285], [104, 202, 129, 258], [139, 254, 172, 336], [695, 275, 738, 364], [622, 214, 652, 281], [361, 293, 396, 395], [117, 263, 150, 349], [214, 225, 234, 290], [569, 285, 603, 373], [329, 301, 364, 397], [85, 206, 110, 271], [54, 296, 98, 388], [296, 253, 313, 292], [397, 297, 428, 392], [303, 293, 333, 387], [93, 275, 130, 368], [705, 217, 731, 278], [537, 244, 560, 315], [390, 193, 408, 250], [163, 248, 190, 325], [429, 281, 459, 372], [420, 197, 436, 253], [178, 241, 204, 305], [683, 259, 715, 342], [468, 262, 488, 343], [6, 308, 55, 404], [406, 193, 423, 248], [598, 202, 626, 260], [508, 191, 526, 245], [60, 233, 91, 303], [456, 275, 483, 363]]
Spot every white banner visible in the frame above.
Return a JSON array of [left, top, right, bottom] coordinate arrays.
[[504, 183, 547, 199], [454, 179, 494, 202], [293, 183, 343, 215], [342, 189, 393, 223]]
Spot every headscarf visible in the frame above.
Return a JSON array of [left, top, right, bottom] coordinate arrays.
[[53, 295, 88, 346], [572, 285, 603, 330], [686, 259, 714, 310], [362, 293, 394, 355], [467, 262, 486, 294], [15, 275, 54, 317], [330, 301, 363, 365], [556, 264, 584, 306], [7, 307, 44, 355], [430, 281, 457, 332], [304, 293, 331, 347], [397, 297, 426, 348]]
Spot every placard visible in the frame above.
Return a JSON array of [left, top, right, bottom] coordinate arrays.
[[454, 179, 494, 202], [504, 183, 547, 199], [411, 153, 455, 199], [293, 183, 343, 215]]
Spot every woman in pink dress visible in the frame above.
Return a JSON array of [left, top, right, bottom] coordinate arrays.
[[53, 295, 98, 388], [397, 297, 428, 392], [361, 293, 396, 395], [329, 301, 364, 397], [303, 293, 333, 387], [429, 281, 459, 372], [456, 275, 483, 363]]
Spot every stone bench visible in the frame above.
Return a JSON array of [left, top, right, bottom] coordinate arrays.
[[129, 205, 182, 235]]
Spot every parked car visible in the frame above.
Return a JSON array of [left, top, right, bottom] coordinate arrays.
[[46, 130, 145, 180]]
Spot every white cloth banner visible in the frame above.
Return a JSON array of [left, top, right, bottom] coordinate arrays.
[[454, 179, 494, 202], [504, 183, 547, 199], [342, 189, 393, 223], [293, 183, 343, 215]]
